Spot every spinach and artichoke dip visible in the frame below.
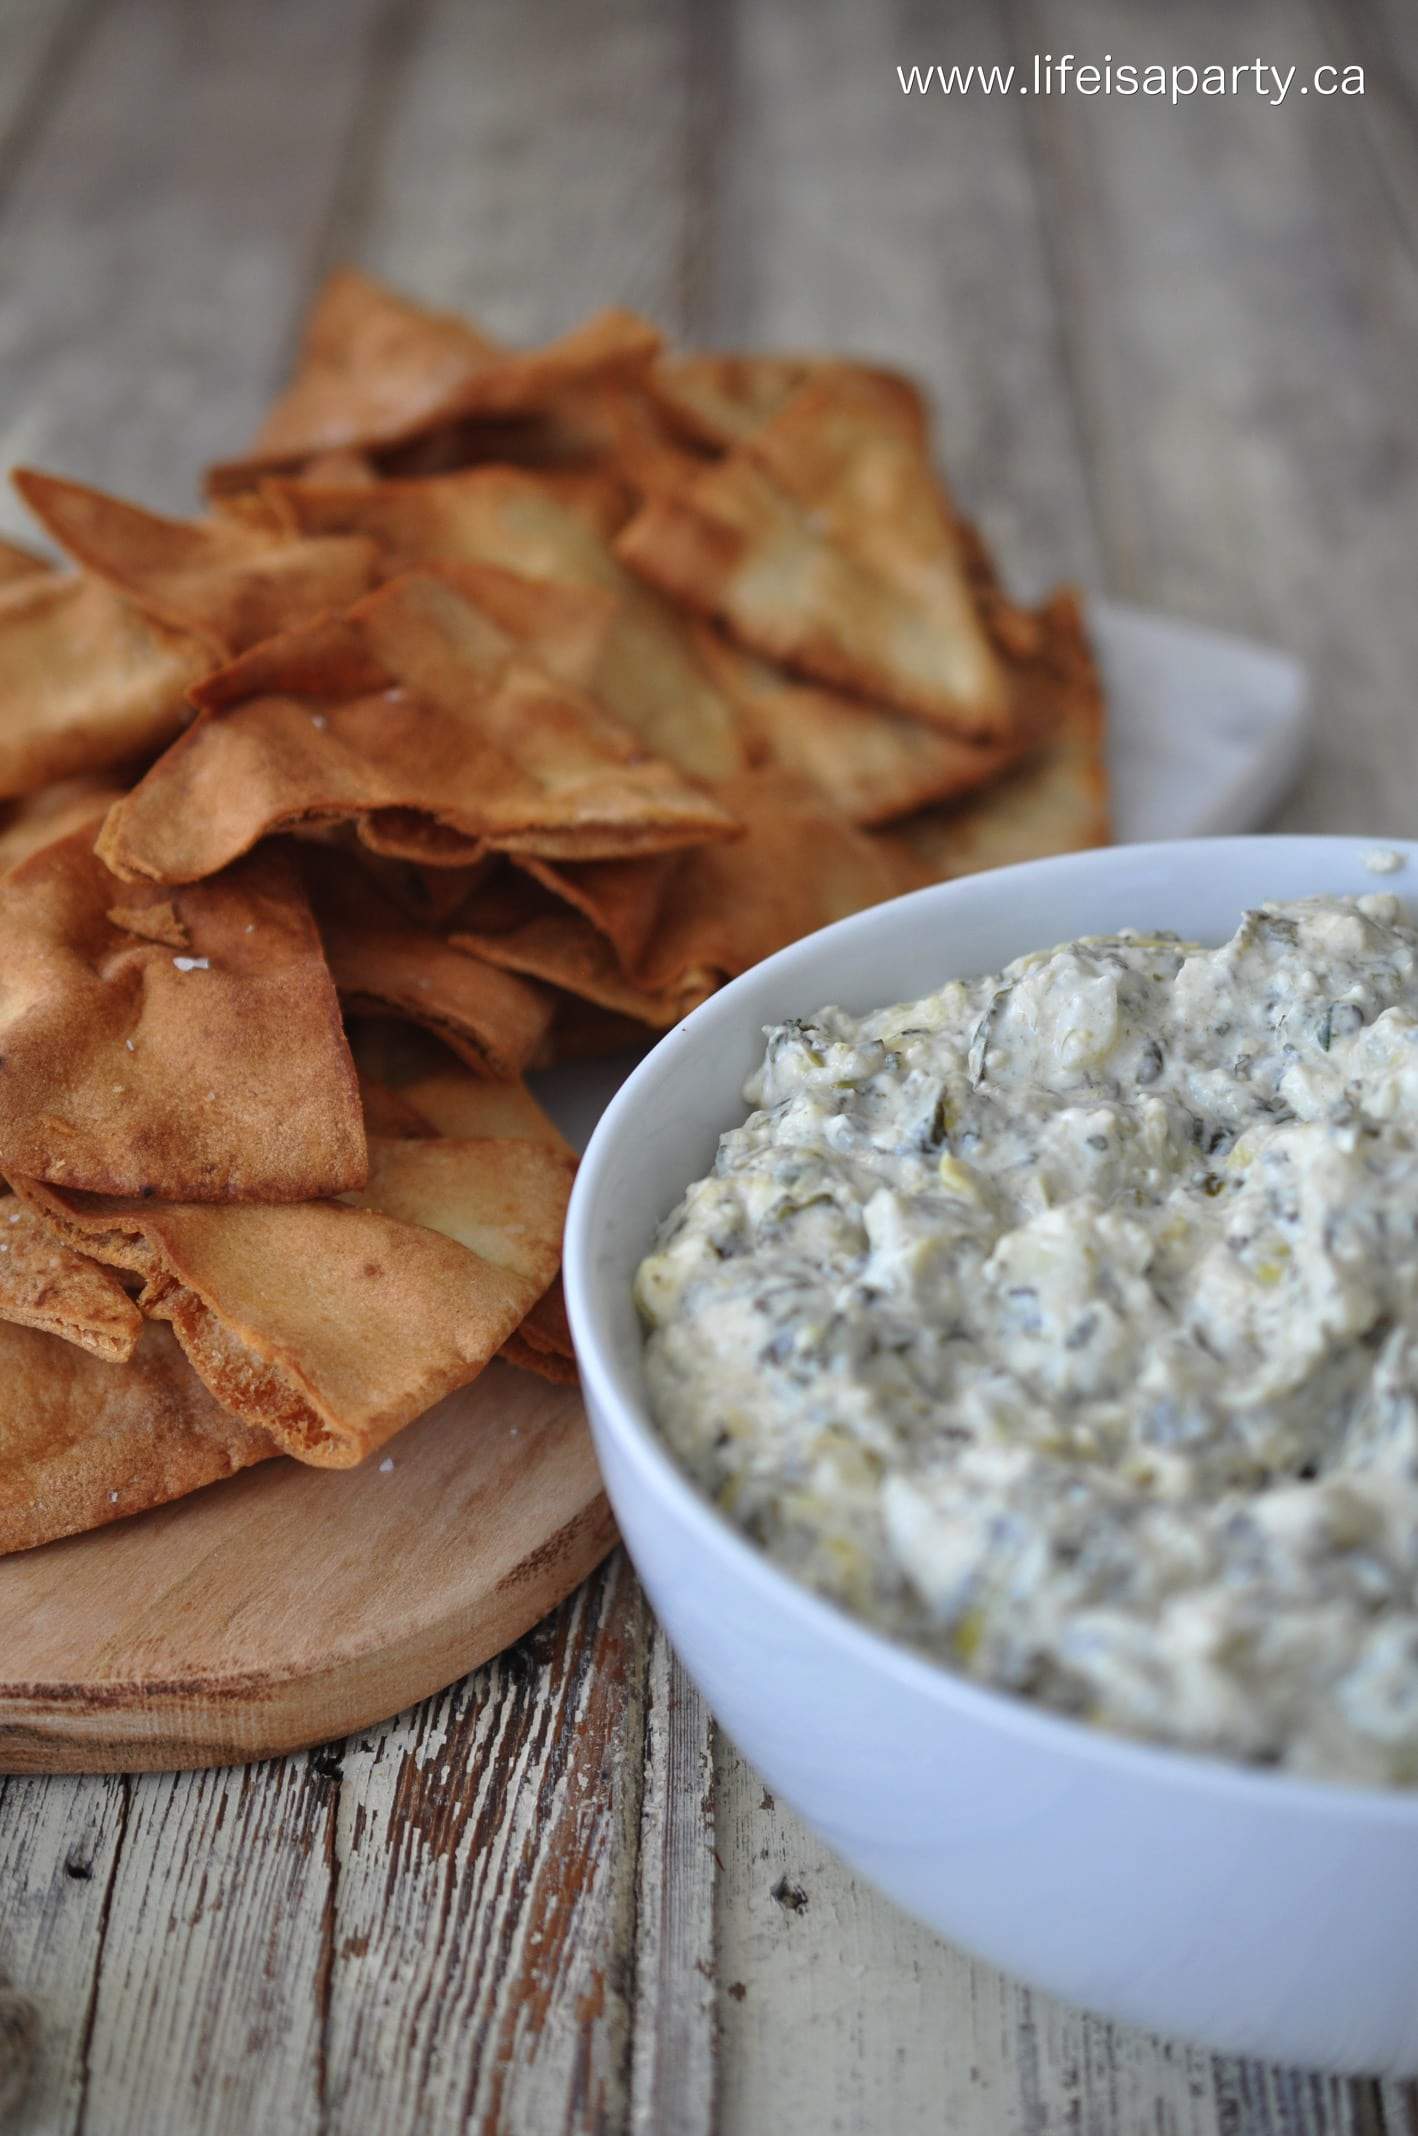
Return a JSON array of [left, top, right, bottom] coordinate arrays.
[[635, 893, 1418, 1783]]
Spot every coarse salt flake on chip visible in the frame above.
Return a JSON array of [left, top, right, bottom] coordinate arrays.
[[0, 821, 365, 1200], [97, 573, 739, 885]]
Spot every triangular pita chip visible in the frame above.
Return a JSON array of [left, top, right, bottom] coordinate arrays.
[[690, 623, 1022, 827], [208, 268, 660, 486], [511, 852, 673, 972], [0, 1317, 276, 1555], [615, 444, 1010, 740], [736, 366, 945, 567], [349, 1039, 575, 1385], [0, 823, 365, 1199], [272, 469, 746, 779], [880, 592, 1110, 880], [454, 903, 704, 1028], [348, 1024, 572, 1152], [98, 574, 738, 883], [0, 1192, 141, 1361], [632, 768, 916, 994], [15, 469, 381, 658], [645, 353, 824, 449], [304, 851, 554, 1075], [15, 1130, 573, 1467], [0, 568, 209, 800]]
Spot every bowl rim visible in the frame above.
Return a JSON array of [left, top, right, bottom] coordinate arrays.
[[564, 834, 1418, 1823]]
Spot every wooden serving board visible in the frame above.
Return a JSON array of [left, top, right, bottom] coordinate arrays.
[[0, 1363, 615, 1775]]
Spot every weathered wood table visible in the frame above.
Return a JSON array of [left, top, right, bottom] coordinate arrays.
[[3, 0, 1417, 2128]]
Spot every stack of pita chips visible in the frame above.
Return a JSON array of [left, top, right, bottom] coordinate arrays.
[[0, 269, 1107, 1553]]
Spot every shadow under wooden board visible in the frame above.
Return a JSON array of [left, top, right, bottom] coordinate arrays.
[[0, 1363, 614, 1775]]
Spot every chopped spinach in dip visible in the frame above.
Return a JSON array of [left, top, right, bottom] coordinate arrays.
[[635, 894, 1418, 1784]]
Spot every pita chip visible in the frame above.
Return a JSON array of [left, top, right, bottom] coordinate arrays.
[[15, 469, 381, 659], [349, 1024, 572, 1152], [356, 1072, 440, 1142], [208, 268, 660, 486], [0, 1192, 141, 1361], [879, 591, 1109, 881], [542, 997, 653, 1064], [501, 1278, 577, 1385], [304, 851, 554, 1076], [349, 1102, 578, 1382], [614, 444, 1011, 739], [455, 903, 703, 1028], [645, 353, 823, 449], [451, 862, 704, 1023], [0, 1317, 277, 1555], [632, 768, 915, 996], [0, 536, 53, 586], [0, 823, 365, 1199], [0, 775, 128, 877], [273, 468, 747, 779], [15, 1129, 573, 1468], [691, 624, 1022, 827], [409, 1072, 569, 1152], [98, 574, 738, 884], [0, 568, 209, 800], [511, 852, 674, 972]]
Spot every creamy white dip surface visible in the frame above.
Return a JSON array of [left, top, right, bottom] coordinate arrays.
[[635, 894, 1418, 1783]]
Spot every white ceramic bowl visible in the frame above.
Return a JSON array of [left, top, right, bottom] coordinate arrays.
[[563, 837, 1418, 2074]]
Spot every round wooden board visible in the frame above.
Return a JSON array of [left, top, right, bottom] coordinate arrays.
[[0, 1363, 615, 1775]]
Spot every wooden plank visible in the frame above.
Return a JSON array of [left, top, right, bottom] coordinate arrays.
[[0, 0, 98, 185], [1318, 0, 1418, 279], [66, 1760, 333, 2136], [627, 1637, 718, 2136], [715, 1767, 1383, 2136], [0, 0, 396, 539], [322, 1553, 650, 2135], [0, 1768, 130, 2129], [1014, 0, 1418, 837]]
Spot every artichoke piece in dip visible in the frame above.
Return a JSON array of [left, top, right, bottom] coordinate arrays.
[[635, 892, 1418, 1783]]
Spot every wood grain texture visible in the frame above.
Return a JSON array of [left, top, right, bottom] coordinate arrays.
[[2, 0, 1418, 2128], [0, 1365, 613, 1775], [1013, 0, 1418, 842], [0, 0, 397, 537]]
